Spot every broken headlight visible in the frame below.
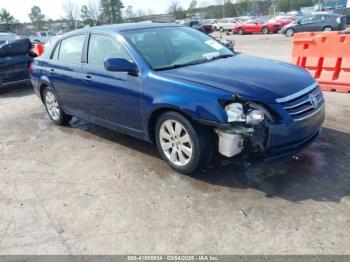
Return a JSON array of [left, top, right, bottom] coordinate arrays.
[[225, 102, 267, 125], [246, 109, 265, 125], [225, 103, 245, 123]]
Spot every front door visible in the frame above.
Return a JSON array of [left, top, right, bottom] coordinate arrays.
[[82, 33, 143, 133]]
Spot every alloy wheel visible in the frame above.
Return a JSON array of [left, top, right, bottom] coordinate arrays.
[[45, 90, 60, 121], [286, 28, 294, 37], [159, 120, 193, 167]]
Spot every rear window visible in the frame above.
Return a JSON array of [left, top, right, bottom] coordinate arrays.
[[57, 35, 85, 63]]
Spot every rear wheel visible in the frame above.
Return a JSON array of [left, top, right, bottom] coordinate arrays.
[[286, 28, 294, 37], [43, 88, 71, 125], [323, 26, 333, 32], [155, 112, 213, 174], [262, 26, 269, 34]]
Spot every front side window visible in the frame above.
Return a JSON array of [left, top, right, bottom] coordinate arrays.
[[58, 34, 85, 63], [122, 27, 233, 70], [87, 34, 132, 67]]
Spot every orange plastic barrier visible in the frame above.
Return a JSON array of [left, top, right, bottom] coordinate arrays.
[[32, 43, 45, 56], [292, 32, 350, 93]]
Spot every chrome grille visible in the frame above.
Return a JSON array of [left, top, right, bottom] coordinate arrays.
[[276, 83, 325, 122]]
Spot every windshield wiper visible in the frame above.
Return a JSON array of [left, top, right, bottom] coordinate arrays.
[[154, 58, 208, 71], [154, 54, 234, 71], [210, 54, 235, 60]]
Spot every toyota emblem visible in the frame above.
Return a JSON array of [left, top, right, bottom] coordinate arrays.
[[309, 94, 318, 107]]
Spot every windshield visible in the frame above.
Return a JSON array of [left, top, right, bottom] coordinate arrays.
[[121, 27, 234, 71]]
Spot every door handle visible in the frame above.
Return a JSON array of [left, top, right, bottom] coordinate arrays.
[[84, 75, 93, 83]]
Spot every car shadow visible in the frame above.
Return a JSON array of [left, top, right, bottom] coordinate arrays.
[[0, 83, 33, 98], [67, 118, 350, 203]]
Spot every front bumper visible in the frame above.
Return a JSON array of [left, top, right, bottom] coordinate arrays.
[[248, 103, 325, 161], [211, 100, 325, 162]]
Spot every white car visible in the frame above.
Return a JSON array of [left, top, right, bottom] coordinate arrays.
[[30, 31, 56, 44], [217, 18, 238, 32], [203, 19, 219, 31], [0, 33, 19, 46]]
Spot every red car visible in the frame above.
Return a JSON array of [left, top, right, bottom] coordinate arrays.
[[233, 20, 282, 35], [268, 15, 297, 27]]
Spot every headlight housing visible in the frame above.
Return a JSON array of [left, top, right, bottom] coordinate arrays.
[[224, 102, 266, 125], [246, 109, 265, 125]]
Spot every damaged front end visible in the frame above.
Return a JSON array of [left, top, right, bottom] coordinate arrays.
[[214, 96, 273, 159]]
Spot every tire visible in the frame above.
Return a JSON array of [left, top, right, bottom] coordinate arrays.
[[262, 26, 269, 34], [286, 28, 294, 37], [238, 28, 244, 35], [219, 27, 224, 32], [43, 88, 72, 125], [323, 26, 333, 32], [213, 26, 218, 31], [155, 111, 213, 174]]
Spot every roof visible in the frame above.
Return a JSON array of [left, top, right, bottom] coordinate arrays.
[[68, 22, 181, 35]]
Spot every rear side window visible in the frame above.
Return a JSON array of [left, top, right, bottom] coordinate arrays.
[[58, 35, 85, 63], [87, 34, 132, 67]]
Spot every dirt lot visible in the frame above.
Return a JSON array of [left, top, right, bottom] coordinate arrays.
[[0, 33, 349, 255]]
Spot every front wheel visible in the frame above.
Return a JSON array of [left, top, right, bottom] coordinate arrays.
[[44, 88, 71, 125], [238, 28, 244, 35], [155, 112, 213, 174]]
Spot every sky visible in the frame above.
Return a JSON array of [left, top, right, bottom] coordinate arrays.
[[0, 0, 195, 22]]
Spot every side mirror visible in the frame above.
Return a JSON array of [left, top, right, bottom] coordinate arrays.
[[104, 58, 138, 75]]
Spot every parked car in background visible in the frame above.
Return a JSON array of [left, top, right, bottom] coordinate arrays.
[[0, 33, 19, 46], [217, 18, 238, 32], [31, 23, 325, 174], [30, 31, 56, 44], [281, 14, 347, 36], [233, 20, 282, 34], [268, 15, 297, 27], [181, 20, 213, 34], [0, 39, 35, 88], [334, 7, 350, 25], [203, 19, 219, 31]]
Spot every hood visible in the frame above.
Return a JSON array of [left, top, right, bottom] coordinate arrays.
[[158, 55, 316, 103]]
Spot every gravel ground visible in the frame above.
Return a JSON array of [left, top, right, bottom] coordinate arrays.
[[0, 33, 349, 255]]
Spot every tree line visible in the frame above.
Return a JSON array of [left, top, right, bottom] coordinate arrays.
[[1, 0, 328, 32], [168, 0, 318, 20]]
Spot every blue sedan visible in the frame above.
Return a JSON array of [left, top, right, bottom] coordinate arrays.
[[30, 23, 325, 174]]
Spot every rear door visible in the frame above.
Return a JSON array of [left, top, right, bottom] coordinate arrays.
[[49, 34, 87, 115], [311, 15, 328, 31]]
